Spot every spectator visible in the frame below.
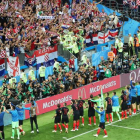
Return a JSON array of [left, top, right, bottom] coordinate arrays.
[[133, 34, 139, 58], [69, 56, 75, 72]]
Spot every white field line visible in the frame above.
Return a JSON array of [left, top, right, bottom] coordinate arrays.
[[111, 124, 140, 131], [63, 113, 140, 140]]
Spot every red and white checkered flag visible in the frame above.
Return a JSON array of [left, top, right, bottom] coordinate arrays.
[[137, 0, 140, 5], [0, 50, 6, 58], [44, 53, 49, 62]]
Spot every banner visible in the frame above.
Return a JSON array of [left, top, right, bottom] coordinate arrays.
[[38, 16, 55, 19], [120, 68, 140, 87], [25, 75, 120, 119], [24, 53, 36, 66], [7, 57, 20, 77], [85, 28, 120, 47], [98, 30, 109, 44], [0, 59, 5, 76], [35, 45, 58, 70], [108, 28, 119, 40]]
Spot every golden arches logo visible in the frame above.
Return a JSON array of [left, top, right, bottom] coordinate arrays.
[[78, 88, 87, 99]]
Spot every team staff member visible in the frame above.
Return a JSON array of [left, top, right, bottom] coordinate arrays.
[[52, 104, 62, 133], [69, 99, 80, 131], [120, 90, 128, 119], [61, 103, 69, 133], [39, 63, 46, 83], [135, 82, 140, 111], [78, 96, 85, 126], [105, 92, 112, 123], [25, 101, 39, 133], [0, 105, 6, 140], [112, 91, 121, 121], [87, 94, 96, 126], [94, 106, 108, 138], [6, 103, 20, 140], [130, 77, 137, 115]]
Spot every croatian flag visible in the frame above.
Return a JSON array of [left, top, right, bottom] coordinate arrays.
[[0, 59, 5, 76], [108, 28, 119, 40], [61, 24, 71, 29], [7, 56, 20, 77], [98, 30, 109, 44], [35, 45, 58, 70], [24, 53, 36, 67]]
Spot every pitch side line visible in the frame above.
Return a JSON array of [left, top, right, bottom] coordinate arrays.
[[64, 113, 140, 140], [111, 125, 140, 131], [63, 120, 120, 140]]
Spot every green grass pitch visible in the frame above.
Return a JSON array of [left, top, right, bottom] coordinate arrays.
[[4, 87, 140, 140]]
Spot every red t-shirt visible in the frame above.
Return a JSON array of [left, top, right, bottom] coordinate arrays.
[[69, 59, 74, 68], [93, 70, 97, 81]]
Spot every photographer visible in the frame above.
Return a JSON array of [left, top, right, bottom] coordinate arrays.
[[104, 65, 112, 78], [130, 56, 137, 70]]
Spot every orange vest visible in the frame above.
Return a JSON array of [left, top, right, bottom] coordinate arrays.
[[134, 37, 139, 47], [108, 51, 114, 61]]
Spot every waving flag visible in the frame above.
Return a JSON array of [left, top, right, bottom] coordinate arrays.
[[35, 45, 58, 70], [98, 30, 109, 44], [7, 56, 20, 77], [0, 59, 5, 76], [137, 0, 140, 5], [108, 28, 119, 40], [61, 24, 71, 29], [24, 53, 36, 66], [85, 34, 98, 47]]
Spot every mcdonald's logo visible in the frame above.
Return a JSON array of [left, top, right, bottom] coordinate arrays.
[[78, 88, 87, 99]]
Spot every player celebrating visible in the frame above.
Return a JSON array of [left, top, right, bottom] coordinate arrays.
[[69, 99, 80, 131], [78, 96, 85, 126], [87, 94, 96, 126], [0, 105, 6, 140], [126, 86, 132, 116], [130, 77, 137, 114], [6, 103, 20, 139], [94, 106, 108, 138], [112, 91, 121, 121], [52, 104, 62, 133], [135, 82, 140, 111], [105, 92, 112, 123], [91, 85, 104, 120], [61, 103, 69, 133], [120, 90, 128, 119]]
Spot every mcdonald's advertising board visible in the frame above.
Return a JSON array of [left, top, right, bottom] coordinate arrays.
[[25, 75, 120, 119]]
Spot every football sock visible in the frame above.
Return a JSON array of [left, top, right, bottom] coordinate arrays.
[[12, 129, 15, 138], [121, 111, 124, 118], [116, 112, 121, 120], [54, 124, 57, 131], [104, 129, 107, 135], [66, 124, 68, 129], [17, 128, 20, 138], [106, 114, 109, 122], [1, 131, 4, 139], [89, 117, 91, 124], [82, 117, 84, 124], [93, 116, 96, 124], [109, 113, 112, 122], [76, 121, 79, 128], [62, 124, 65, 128], [58, 124, 62, 130], [73, 123, 76, 130], [124, 111, 127, 118], [111, 113, 113, 121], [97, 128, 100, 135]]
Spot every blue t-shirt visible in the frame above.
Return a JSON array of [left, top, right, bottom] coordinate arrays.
[[130, 81, 137, 97], [9, 110, 19, 122], [95, 109, 105, 123], [127, 94, 132, 105], [0, 112, 5, 126], [112, 95, 119, 106], [135, 85, 140, 96]]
